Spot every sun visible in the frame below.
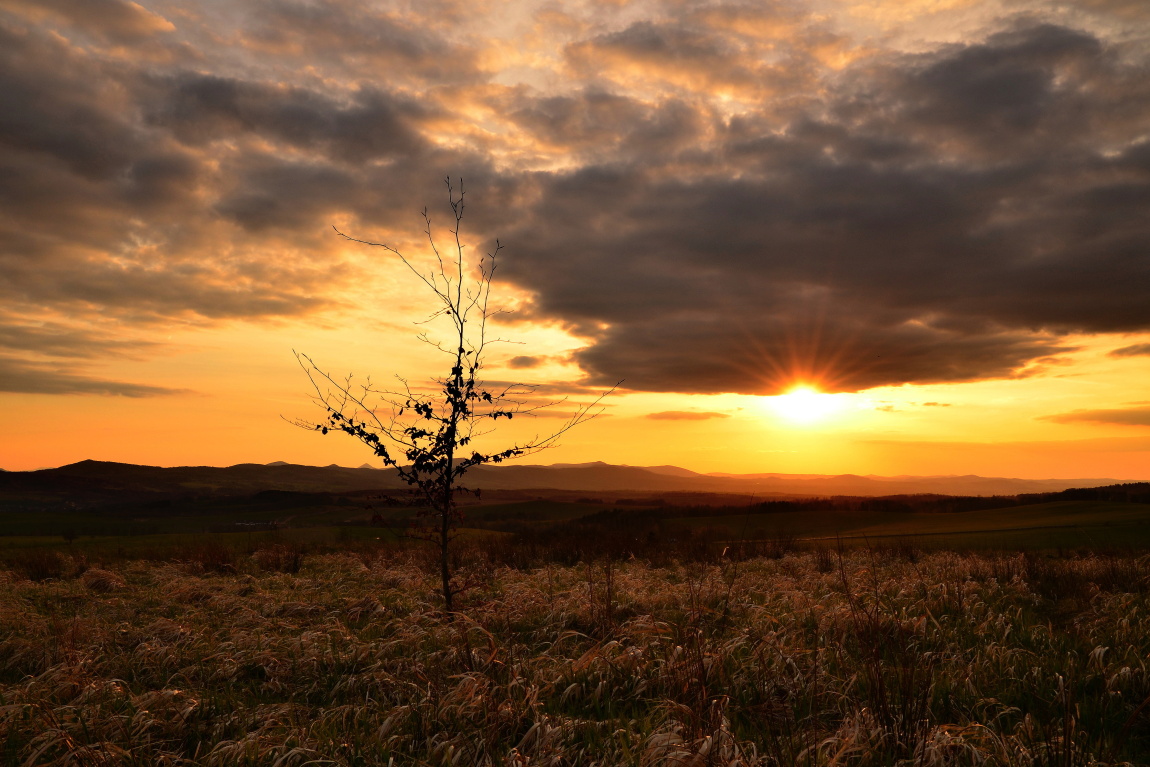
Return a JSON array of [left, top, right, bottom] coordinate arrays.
[[769, 386, 843, 424]]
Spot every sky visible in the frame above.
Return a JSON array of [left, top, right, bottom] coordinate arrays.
[[1, 0, 1149, 478]]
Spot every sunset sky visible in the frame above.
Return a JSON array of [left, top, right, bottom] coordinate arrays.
[[2, 0, 1149, 478]]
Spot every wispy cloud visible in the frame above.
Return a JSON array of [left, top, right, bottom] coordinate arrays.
[[0, 357, 188, 397], [646, 410, 731, 421], [1109, 343, 1150, 358], [1041, 406, 1150, 427]]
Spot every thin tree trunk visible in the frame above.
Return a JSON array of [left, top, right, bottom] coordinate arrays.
[[440, 337, 463, 614], [441, 505, 452, 613], [441, 449, 455, 613]]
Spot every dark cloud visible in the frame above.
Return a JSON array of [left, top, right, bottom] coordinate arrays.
[[214, 157, 360, 232], [564, 4, 833, 99], [894, 25, 1107, 157], [570, 20, 738, 74], [0, 357, 187, 397], [0, 22, 138, 180], [646, 410, 730, 420], [120, 152, 203, 209], [240, 0, 479, 82], [148, 74, 427, 162], [497, 22, 1150, 394], [509, 91, 706, 163], [2, 2, 1149, 403], [567, 314, 1073, 394], [1110, 343, 1150, 357], [508, 356, 545, 369], [0, 15, 364, 329], [1042, 406, 1150, 426]]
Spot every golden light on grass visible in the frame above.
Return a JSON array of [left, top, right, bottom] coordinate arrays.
[[4, 548, 1150, 764], [768, 385, 844, 424]]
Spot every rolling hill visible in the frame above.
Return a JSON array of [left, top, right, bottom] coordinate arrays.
[[0, 458, 1141, 508]]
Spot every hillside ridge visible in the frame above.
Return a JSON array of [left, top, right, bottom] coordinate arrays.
[[0, 459, 1141, 502]]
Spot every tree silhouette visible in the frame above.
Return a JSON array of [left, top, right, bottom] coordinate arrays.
[[294, 178, 612, 612]]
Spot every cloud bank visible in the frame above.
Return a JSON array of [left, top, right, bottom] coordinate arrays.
[[1, 0, 1148, 395]]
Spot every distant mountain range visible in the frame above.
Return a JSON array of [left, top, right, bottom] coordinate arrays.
[[0, 459, 1141, 506], [466, 461, 1138, 496]]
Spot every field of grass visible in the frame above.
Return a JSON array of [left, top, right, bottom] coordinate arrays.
[[2, 546, 1149, 766]]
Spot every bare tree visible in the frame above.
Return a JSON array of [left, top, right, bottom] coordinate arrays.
[[294, 178, 612, 613]]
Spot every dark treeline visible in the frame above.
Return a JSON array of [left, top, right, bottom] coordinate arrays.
[[655, 481, 1150, 518], [1047, 483, 1150, 503]]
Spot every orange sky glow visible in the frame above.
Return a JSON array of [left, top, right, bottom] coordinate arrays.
[[1, 0, 1149, 480]]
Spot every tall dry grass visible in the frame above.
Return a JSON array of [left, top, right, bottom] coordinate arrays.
[[0, 549, 1148, 765]]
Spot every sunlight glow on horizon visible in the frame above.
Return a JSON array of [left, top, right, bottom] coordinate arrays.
[[768, 385, 847, 425]]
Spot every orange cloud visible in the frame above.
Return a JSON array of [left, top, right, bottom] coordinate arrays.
[[646, 410, 731, 420]]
